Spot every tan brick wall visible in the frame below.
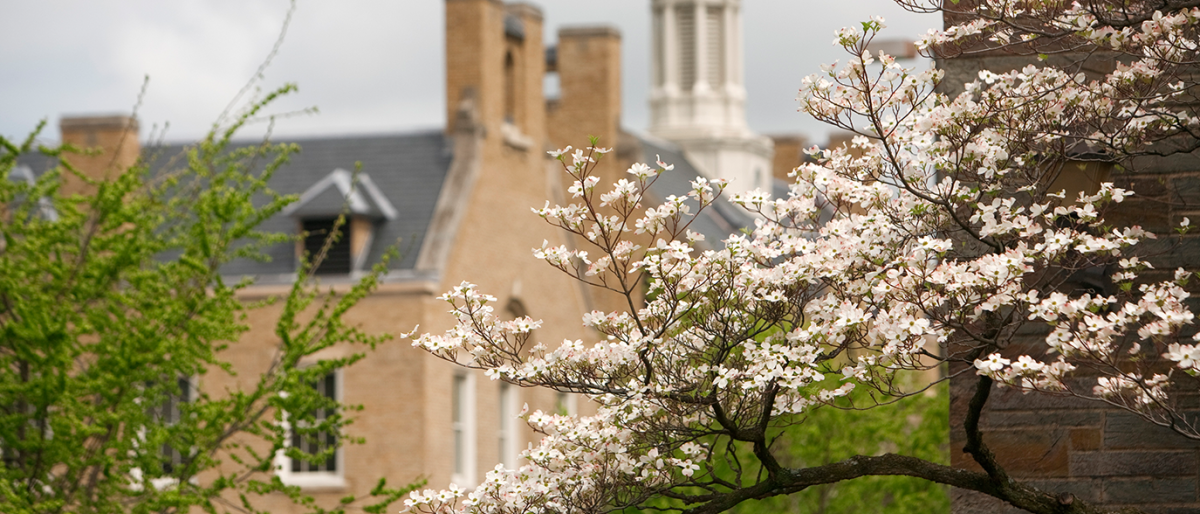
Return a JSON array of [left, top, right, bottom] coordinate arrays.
[[443, 92, 591, 497], [548, 26, 621, 171], [215, 2, 602, 509], [59, 115, 140, 196], [440, 4, 603, 488], [507, 3, 545, 141], [446, 0, 504, 134], [210, 285, 433, 513]]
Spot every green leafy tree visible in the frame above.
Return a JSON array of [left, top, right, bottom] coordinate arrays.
[[628, 368, 948, 514], [728, 380, 948, 514], [0, 87, 417, 514]]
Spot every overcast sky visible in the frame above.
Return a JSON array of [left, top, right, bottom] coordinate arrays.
[[0, 1, 939, 146]]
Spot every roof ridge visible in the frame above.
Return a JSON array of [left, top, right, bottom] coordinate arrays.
[[147, 128, 447, 147]]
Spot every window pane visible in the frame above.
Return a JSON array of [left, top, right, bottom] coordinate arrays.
[[292, 372, 338, 473], [303, 218, 352, 275], [291, 430, 303, 473], [498, 382, 509, 466], [154, 377, 190, 475], [453, 374, 466, 474]]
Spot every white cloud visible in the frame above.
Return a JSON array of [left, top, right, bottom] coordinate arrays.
[[0, 0, 937, 144]]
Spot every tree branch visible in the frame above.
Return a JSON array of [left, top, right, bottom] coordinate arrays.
[[681, 452, 1141, 514]]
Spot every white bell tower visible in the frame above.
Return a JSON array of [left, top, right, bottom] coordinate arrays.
[[649, 0, 772, 196]]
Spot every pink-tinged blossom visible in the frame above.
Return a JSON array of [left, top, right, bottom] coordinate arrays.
[[404, 4, 1200, 511]]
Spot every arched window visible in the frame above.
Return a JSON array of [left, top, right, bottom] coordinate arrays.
[[504, 51, 516, 124]]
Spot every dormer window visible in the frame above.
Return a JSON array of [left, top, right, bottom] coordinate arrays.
[[302, 218, 352, 275], [281, 169, 398, 276]]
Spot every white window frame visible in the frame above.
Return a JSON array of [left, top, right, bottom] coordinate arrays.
[[497, 382, 519, 468], [451, 371, 477, 486], [275, 369, 346, 490], [130, 376, 197, 491]]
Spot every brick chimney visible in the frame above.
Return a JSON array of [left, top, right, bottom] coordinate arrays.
[[547, 26, 622, 178], [546, 26, 631, 317], [445, 0, 505, 134], [58, 114, 140, 196], [445, 0, 547, 147], [504, 3, 545, 146]]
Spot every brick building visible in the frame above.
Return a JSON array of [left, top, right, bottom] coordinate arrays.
[[16, 1, 758, 512]]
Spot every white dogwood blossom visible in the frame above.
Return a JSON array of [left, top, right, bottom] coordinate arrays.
[[406, 4, 1200, 513]]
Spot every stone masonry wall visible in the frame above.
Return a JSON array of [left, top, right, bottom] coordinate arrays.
[[941, 55, 1200, 513]]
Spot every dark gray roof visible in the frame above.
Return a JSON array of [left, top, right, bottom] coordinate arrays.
[[145, 131, 453, 278], [772, 178, 790, 203], [8, 155, 59, 222], [634, 134, 755, 249], [12, 150, 56, 178], [11, 131, 453, 279]]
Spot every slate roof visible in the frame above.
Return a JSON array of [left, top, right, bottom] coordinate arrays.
[[12, 151, 56, 178], [210, 131, 452, 278], [15, 131, 458, 281], [13, 128, 750, 277], [7, 159, 59, 222], [634, 134, 756, 249]]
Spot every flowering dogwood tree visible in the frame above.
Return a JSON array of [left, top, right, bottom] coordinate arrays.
[[408, 2, 1200, 514]]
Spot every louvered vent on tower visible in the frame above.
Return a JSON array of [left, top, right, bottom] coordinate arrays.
[[653, 8, 665, 87], [676, 5, 695, 91], [706, 6, 724, 87]]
